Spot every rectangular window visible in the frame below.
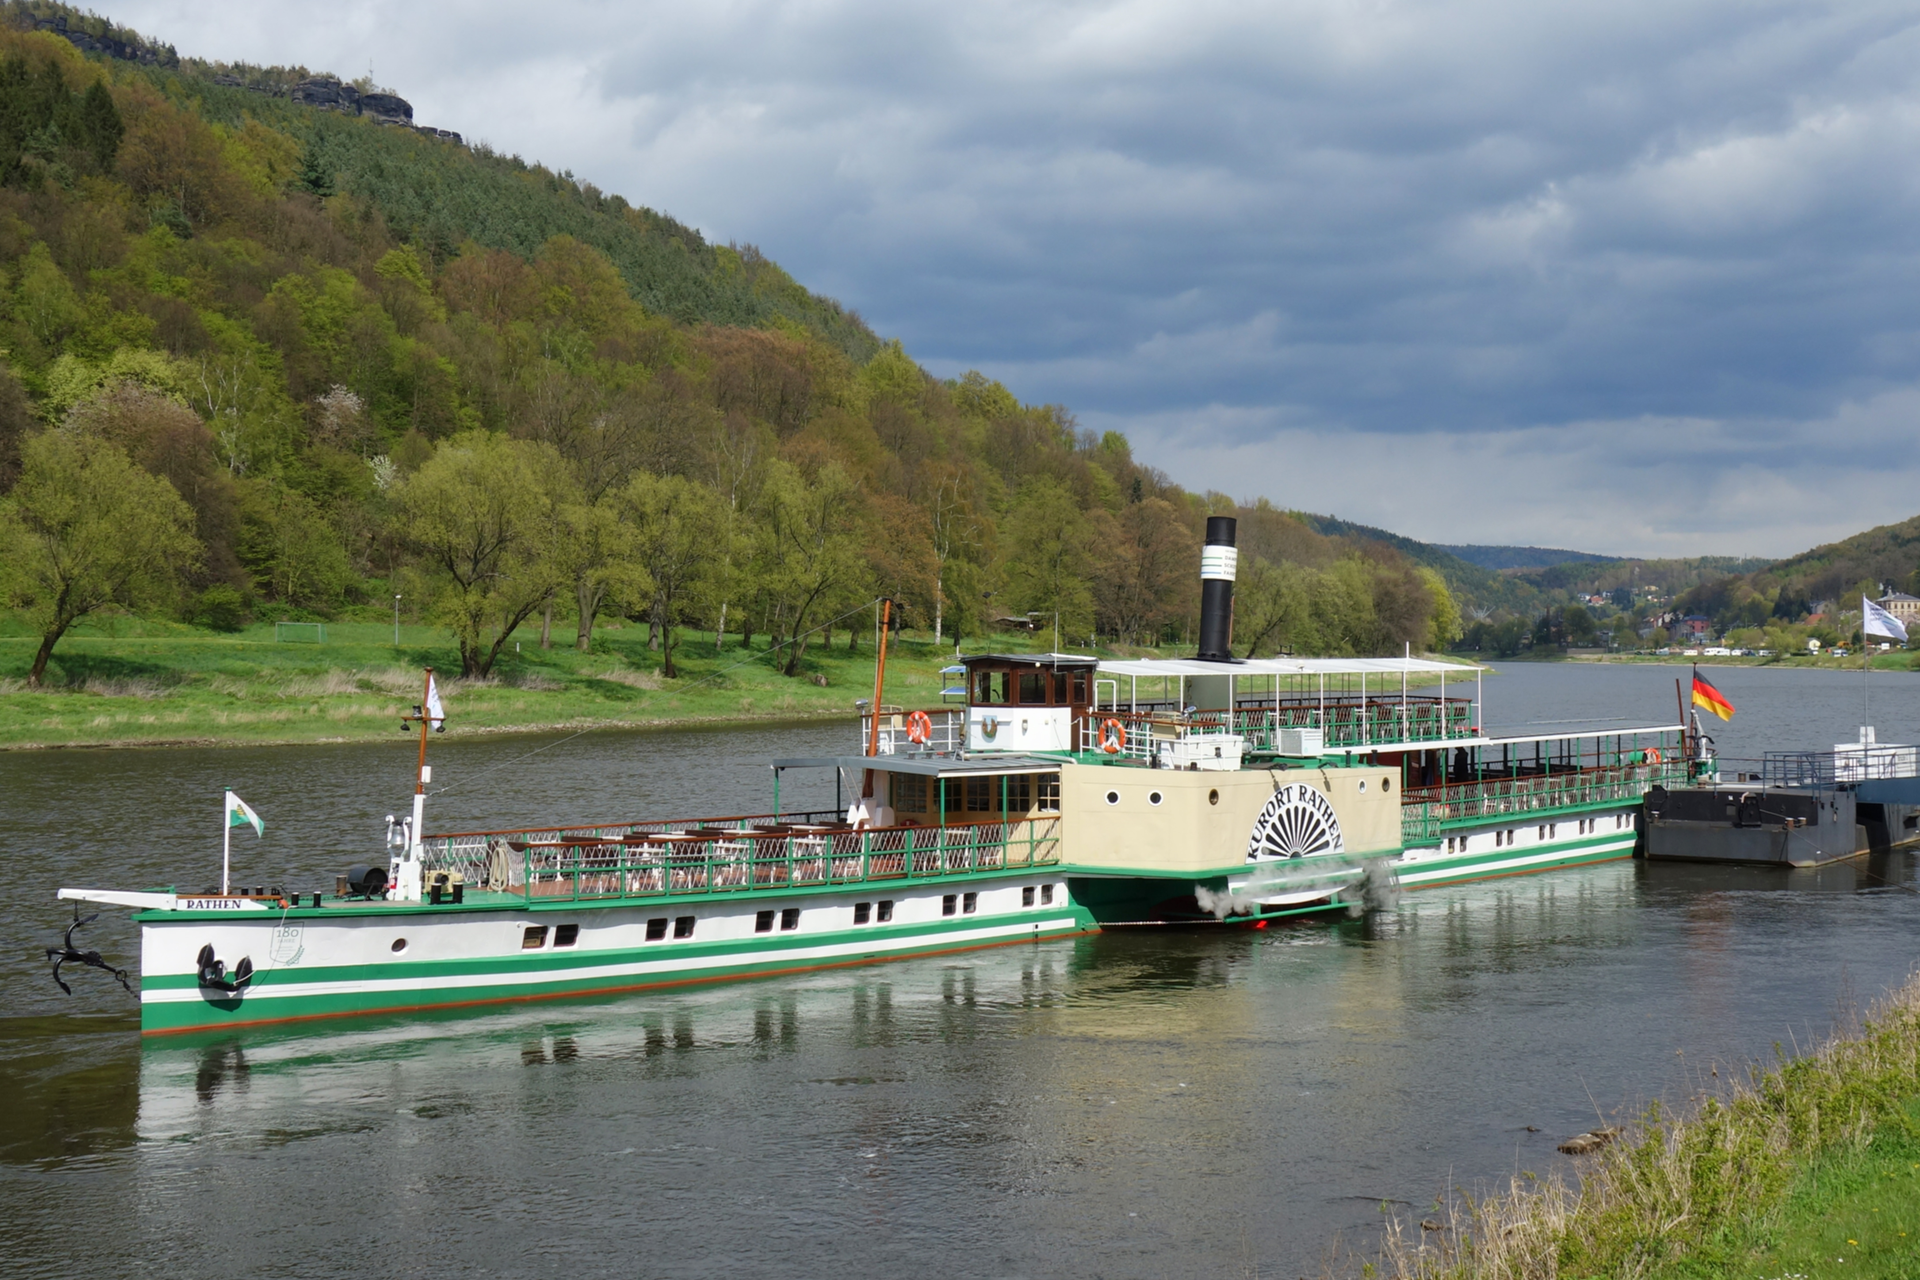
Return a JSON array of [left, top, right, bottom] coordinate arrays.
[[1072, 672, 1088, 703], [854, 902, 872, 924], [673, 915, 696, 939], [962, 892, 978, 914], [522, 925, 548, 949], [553, 924, 579, 947], [1018, 671, 1047, 704], [646, 917, 668, 941], [965, 777, 992, 812], [779, 907, 800, 931], [942, 894, 957, 917], [974, 670, 1009, 704], [877, 900, 894, 922], [895, 773, 929, 812], [1040, 884, 1053, 905], [1036, 773, 1061, 812], [754, 910, 775, 934], [1022, 886, 1036, 907], [1006, 774, 1031, 811]]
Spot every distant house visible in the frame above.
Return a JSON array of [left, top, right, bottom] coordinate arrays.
[[993, 615, 1041, 633], [1877, 592, 1920, 625], [1675, 615, 1712, 641]]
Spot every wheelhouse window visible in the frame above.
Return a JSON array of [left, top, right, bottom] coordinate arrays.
[[973, 670, 1011, 704], [1018, 672, 1048, 704]]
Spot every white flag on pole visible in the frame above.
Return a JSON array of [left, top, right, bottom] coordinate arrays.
[[424, 672, 446, 729], [1863, 595, 1908, 642], [225, 790, 263, 836]]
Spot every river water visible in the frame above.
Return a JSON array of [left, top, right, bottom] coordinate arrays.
[[3, 662, 1918, 1278]]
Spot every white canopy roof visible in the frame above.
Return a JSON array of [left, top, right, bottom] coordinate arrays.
[[1095, 656, 1481, 678]]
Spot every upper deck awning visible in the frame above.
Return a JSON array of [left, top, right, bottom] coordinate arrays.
[[1094, 656, 1483, 678]]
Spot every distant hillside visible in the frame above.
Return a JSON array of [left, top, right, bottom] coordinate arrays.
[[1439, 544, 1622, 571], [1299, 515, 1541, 614], [1672, 514, 1920, 628]]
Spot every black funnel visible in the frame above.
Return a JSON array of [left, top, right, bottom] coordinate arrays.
[[1196, 516, 1237, 661]]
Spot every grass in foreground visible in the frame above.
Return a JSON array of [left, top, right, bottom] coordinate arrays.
[[0, 612, 963, 748], [1676, 1099, 1920, 1280], [1360, 973, 1920, 1279]]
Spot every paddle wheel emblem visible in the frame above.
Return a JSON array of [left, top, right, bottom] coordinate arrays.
[[1247, 783, 1344, 861]]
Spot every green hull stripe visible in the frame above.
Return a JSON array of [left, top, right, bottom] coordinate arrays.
[[140, 909, 1097, 1033]]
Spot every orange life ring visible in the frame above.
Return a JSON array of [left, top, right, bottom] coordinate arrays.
[[1098, 717, 1127, 754], [1646, 748, 1662, 764], [905, 709, 934, 744]]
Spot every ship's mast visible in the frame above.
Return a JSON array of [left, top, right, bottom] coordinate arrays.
[[862, 599, 894, 810]]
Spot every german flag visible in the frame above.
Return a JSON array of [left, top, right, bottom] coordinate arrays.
[[1691, 669, 1735, 721]]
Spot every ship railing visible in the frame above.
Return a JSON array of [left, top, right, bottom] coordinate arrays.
[[493, 816, 1063, 903], [1104, 696, 1478, 751], [420, 810, 847, 886], [1075, 711, 1179, 761], [1398, 762, 1690, 842], [1763, 746, 1920, 787], [860, 709, 966, 756]]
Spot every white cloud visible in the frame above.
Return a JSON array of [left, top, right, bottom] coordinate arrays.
[[107, 0, 1920, 553]]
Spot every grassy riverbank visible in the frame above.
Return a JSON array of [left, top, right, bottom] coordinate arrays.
[[0, 612, 1486, 750], [1363, 972, 1920, 1279], [0, 613, 965, 749]]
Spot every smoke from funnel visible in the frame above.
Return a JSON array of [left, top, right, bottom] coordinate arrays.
[[1197, 516, 1237, 661]]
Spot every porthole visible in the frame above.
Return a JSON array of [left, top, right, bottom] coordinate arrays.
[[1358, 780, 1367, 792], [391, 937, 407, 953], [1382, 777, 1391, 793], [1148, 791, 1164, 806], [1208, 789, 1219, 805], [1105, 790, 1121, 806]]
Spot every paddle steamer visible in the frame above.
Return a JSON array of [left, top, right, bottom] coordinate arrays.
[[56, 517, 1690, 1033]]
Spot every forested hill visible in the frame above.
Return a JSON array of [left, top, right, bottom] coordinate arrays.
[[0, 4, 1478, 687], [1440, 544, 1622, 571], [1671, 517, 1920, 634]]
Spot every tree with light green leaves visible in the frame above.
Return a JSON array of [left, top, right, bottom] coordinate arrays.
[[620, 472, 728, 678], [396, 432, 565, 678], [1, 431, 200, 686], [554, 496, 650, 653], [757, 458, 866, 676], [1000, 477, 1094, 644]]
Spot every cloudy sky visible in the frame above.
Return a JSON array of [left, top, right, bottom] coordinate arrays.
[[112, 1, 1920, 558]]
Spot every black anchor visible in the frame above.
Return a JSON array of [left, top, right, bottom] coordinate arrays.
[[46, 912, 133, 996], [196, 943, 253, 993]]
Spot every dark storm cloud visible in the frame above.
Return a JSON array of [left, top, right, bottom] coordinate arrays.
[[112, 1, 1920, 553]]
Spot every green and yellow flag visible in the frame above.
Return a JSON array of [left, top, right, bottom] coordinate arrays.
[[225, 790, 263, 836]]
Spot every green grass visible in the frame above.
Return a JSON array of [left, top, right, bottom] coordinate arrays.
[[1667, 1098, 1920, 1279], [0, 610, 1486, 750], [0, 611, 970, 748], [1362, 976, 1920, 1280]]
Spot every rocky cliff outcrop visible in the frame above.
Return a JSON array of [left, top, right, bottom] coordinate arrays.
[[16, 9, 174, 65], [13, 6, 462, 145]]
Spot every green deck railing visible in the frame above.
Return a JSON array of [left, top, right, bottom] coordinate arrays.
[[424, 816, 1063, 904], [1398, 763, 1689, 843]]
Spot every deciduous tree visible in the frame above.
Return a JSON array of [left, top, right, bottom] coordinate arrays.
[[396, 432, 564, 677], [1, 430, 200, 685]]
